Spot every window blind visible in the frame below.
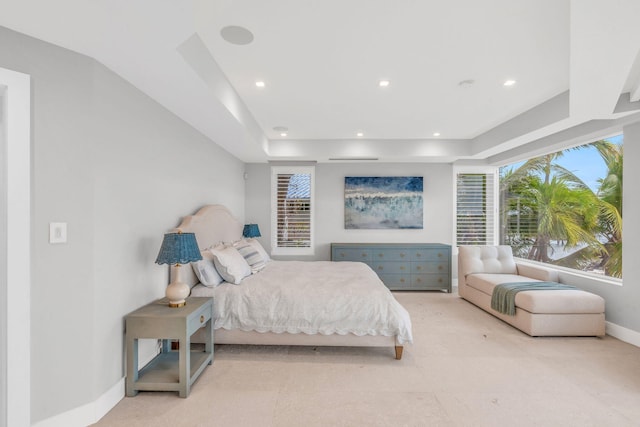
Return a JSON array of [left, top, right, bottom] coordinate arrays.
[[274, 172, 312, 249], [456, 172, 496, 246]]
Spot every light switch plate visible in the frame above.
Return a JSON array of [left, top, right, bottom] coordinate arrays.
[[49, 222, 67, 244]]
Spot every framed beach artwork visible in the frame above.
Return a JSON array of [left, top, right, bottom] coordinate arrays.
[[344, 176, 424, 229]]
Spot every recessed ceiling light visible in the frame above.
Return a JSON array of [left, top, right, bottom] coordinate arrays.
[[356, 132, 364, 137], [220, 26, 254, 45], [255, 81, 265, 88], [504, 79, 516, 87], [280, 132, 288, 137], [433, 132, 441, 137], [379, 80, 390, 87]]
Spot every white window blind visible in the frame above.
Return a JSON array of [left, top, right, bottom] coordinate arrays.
[[456, 172, 496, 246], [271, 166, 314, 255]]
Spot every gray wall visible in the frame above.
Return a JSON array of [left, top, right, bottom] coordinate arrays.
[[0, 26, 245, 423], [245, 162, 454, 260], [0, 91, 7, 427]]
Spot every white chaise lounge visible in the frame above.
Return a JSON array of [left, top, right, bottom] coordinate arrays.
[[458, 245, 605, 336]]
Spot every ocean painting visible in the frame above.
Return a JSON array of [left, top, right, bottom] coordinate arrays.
[[345, 176, 423, 229]]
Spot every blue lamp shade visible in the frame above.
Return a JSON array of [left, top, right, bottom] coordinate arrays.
[[155, 232, 202, 265], [243, 224, 261, 238]]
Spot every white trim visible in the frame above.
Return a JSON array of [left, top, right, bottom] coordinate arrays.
[[606, 322, 640, 348], [0, 67, 31, 427], [32, 378, 124, 427], [515, 258, 623, 287]]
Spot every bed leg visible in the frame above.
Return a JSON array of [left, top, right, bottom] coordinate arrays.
[[395, 346, 403, 360]]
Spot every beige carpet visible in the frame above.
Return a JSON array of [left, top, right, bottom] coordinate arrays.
[[94, 291, 640, 427]]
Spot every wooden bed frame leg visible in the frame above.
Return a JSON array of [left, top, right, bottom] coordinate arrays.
[[395, 345, 403, 360]]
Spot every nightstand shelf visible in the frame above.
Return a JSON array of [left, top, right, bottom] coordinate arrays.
[[135, 351, 211, 391], [125, 297, 213, 398]]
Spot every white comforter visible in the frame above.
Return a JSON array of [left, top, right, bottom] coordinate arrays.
[[190, 261, 413, 344]]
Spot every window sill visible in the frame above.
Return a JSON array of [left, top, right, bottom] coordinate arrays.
[[271, 247, 315, 257], [515, 258, 622, 287]]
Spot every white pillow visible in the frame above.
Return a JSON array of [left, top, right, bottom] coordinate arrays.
[[235, 241, 266, 273], [191, 250, 224, 287], [246, 238, 271, 263], [210, 245, 251, 285]]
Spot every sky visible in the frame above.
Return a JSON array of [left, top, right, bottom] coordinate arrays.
[[501, 134, 623, 192]]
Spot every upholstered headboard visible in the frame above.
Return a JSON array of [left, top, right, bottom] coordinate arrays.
[[169, 205, 243, 287]]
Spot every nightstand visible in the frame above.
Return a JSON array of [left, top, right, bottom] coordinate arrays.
[[125, 296, 213, 398]]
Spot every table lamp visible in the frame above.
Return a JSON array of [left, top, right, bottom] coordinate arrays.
[[243, 223, 261, 238], [155, 231, 202, 307]]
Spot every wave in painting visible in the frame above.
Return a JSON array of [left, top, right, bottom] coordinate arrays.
[[345, 177, 423, 229]]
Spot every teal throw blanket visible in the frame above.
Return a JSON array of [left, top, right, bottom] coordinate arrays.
[[491, 282, 577, 316]]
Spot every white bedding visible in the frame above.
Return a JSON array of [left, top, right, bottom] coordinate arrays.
[[190, 260, 413, 344]]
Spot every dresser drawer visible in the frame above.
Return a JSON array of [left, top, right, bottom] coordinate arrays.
[[378, 274, 412, 288], [371, 248, 411, 261], [188, 302, 212, 334], [411, 248, 448, 261], [412, 261, 448, 274], [332, 247, 371, 262], [371, 261, 411, 275], [412, 274, 449, 288]]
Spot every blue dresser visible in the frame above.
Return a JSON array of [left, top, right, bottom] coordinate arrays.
[[331, 243, 451, 292]]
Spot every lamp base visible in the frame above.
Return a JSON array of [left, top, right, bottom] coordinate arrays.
[[166, 280, 190, 308]]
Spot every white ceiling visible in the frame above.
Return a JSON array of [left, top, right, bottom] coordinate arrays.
[[2, 0, 640, 163]]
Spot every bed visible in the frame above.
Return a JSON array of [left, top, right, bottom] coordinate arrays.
[[170, 205, 413, 359]]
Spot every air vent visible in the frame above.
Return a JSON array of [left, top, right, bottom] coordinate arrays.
[[328, 157, 379, 161]]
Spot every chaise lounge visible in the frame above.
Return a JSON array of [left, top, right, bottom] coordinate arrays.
[[458, 245, 605, 336]]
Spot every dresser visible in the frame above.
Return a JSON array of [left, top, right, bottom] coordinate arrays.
[[331, 243, 451, 292]]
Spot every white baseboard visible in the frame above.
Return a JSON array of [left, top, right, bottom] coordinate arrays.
[[32, 378, 124, 427], [32, 340, 158, 427], [606, 321, 640, 348]]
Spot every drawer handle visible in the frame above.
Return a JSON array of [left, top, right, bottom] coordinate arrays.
[[400, 278, 405, 283], [438, 253, 443, 258], [362, 253, 367, 258], [416, 253, 422, 257], [378, 266, 384, 270], [400, 266, 406, 271], [438, 265, 443, 270], [378, 253, 384, 258], [400, 253, 406, 258], [416, 278, 422, 283], [416, 266, 422, 271], [200, 315, 205, 324], [340, 252, 345, 257], [438, 278, 443, 283]]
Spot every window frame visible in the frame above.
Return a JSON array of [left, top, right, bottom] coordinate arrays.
[[453, 166, 499, 247], [496, 136, 624, 280], [270, 165, 315, 256]]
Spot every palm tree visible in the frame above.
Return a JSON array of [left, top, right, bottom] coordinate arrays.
[[501, 150, 603, 263], [594, 141, 623, 277], [526, 176, 602, 262]]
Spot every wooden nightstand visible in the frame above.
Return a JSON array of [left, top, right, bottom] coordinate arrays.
[[125, 297, 213, 398]]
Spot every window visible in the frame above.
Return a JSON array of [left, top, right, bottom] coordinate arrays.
[[271, 166, 315, 256], [499, 136, 623, 278], [455, 171, 497, 246]]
